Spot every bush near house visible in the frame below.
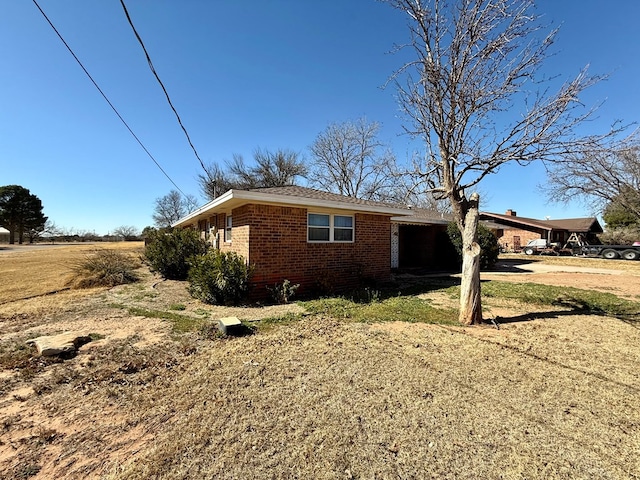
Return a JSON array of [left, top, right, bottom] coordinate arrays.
[[187, 250, 254, 305], [446, 221, 500, 269], [144, 228, 207, 280], [267, 279, 300, 304]]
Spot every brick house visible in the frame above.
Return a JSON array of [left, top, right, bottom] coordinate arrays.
[[479, 210, 603, 251], [172, 186, 454, 299]]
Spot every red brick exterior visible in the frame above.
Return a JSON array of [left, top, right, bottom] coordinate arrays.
[[196, 204, 391, 300], [498, 228, 545, 252]]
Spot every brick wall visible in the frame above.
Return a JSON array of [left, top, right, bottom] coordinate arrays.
[[223, 204, 391, 300], [498, 228, 544, 251]]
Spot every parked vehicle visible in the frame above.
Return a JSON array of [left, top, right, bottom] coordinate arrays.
[[557, 233, 640, 260], [578, 244, 640, 260], [522, 239, 562, 255], [521, 234, 640, 260]]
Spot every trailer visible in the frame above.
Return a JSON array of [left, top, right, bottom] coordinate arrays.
[[579, 244, 640, 260], [563, 233, 640, 260]]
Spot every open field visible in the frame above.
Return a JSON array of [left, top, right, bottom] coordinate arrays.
[[1, 244, 639, 479]]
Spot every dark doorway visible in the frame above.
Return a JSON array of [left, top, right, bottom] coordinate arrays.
[[398, 224, 457, 271]]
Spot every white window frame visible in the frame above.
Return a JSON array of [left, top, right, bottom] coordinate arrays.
[[307, 213, 354, 243], [225, 215, 232, 243]]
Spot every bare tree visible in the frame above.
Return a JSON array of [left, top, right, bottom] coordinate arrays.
[[153, 190, 198, 228], [198, 163, 236, 201], [113, 225, 139, 241], [309, 118, 396, 201], [228, 149, 307, 189], [385, 0, 619, 324], [199, 148, 306, 201], [183, 193, 200, 214], [544, 133, 640, 220], [384, 152, 452, 211], [39, 220, 61, 243]]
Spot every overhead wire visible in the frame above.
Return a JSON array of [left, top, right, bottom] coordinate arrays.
[[119, 0, 211, 179], [31, 0, 187, 197]]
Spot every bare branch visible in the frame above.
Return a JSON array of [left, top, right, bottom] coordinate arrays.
[[198, 149, 307, 200], [309, 118, 398, 201], [543, 132, 640, 219]]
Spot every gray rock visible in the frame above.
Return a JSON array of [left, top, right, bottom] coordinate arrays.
[[26, 332, 92, 357]]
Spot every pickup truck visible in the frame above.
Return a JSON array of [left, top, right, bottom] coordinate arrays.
[[522, 239, 561, 255]]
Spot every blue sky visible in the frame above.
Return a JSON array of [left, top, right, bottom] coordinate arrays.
[[1, 1, 638, 235]]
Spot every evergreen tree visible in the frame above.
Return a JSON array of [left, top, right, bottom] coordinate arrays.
[[0, 185, 47, 244]]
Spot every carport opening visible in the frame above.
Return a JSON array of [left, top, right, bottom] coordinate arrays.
[[397, 224, 458, 272]]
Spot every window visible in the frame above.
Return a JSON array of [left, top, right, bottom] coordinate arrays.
[[308, 213, 330, 241], [333, 215, 353, 241], [308, 213, 354, 242], [225, 215, 232, 242]]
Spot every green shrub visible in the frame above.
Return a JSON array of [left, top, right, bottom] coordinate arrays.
[[446, 221, 500, 269], [188, 250, 254, 305], [144, 228, 207, 280], [267, 279, 300, 304], [67, 249, 140, 288], [350, 287, 381, 304]]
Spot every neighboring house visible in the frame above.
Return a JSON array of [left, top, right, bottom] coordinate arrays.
[[480, 210, 603, 251], [172, 186, 454, 299], [0, 227, 9, 244]]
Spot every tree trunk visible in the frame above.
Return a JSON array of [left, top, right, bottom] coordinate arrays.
[[459, 193, 483, 325]]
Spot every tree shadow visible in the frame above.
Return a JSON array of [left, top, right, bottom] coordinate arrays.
[[488, 309, 588, 326], [489, 306, 640, 328], [484, 258, 539, 274], [387, 273, 461, 298]]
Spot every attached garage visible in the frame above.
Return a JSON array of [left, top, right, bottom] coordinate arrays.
[[391, 209, 458, 272]]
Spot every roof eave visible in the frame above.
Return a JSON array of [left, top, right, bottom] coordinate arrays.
[[172, 189, 413, 227], [172, 189, 234, 227], [480, 212, 553, 231], [391, 216, 449, 225]]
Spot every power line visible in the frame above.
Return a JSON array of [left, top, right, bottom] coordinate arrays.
[[31, 0, 187, 197], [119, 0, 210, 178]]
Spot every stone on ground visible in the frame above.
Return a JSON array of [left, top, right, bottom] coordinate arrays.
[[26, 332, 92, 356]]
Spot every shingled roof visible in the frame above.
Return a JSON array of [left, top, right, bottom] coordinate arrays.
[[480, 212, 602, 233], [248, 186, 401, 210], [172, 185, 414, 227], [545, 217, 603, 233]]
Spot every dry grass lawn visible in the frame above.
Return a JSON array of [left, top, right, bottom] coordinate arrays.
[[1, 243, 639, 479]]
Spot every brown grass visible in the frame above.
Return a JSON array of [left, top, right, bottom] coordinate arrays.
[[105, 317, 640, 480], [0, 247, 639, 479], [0, 242, 145, 303]]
